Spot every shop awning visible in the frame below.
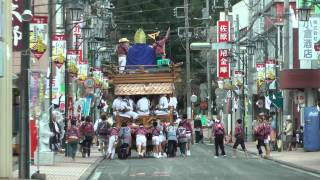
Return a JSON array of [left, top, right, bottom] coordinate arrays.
[[279, 69, 320, 89]]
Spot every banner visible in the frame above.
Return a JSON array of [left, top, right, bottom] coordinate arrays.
[[217, 21, 230, 43], [52, 35, 66, 68], [233, 70, 243, 86], [256, 63, 265, 88], [299, 17, 320, 60], [265, 59, 276, 83], [29, 71, 46, 118], [217, 49, 230, 79], [30, 16, 48, 60], [217, 21, 230, 79], [67, 50, 81, 77], [12, 0, 23, 51]]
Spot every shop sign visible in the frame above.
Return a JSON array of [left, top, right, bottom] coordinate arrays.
[[12, 0, 23, 51], [299, 17, 320, 60], [217, 20, 230, 79]]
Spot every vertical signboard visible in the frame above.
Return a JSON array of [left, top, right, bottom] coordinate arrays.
[[299, 17, 320, 61], [28, 71, 46, 160], [52, 35, 67, 68], [30, 16, 48, 60], [12, 0, 23, 51], [256, 63, 265, 89], [217, 21, 230, 79]]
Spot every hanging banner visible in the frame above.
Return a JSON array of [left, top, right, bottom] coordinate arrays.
[[256, 63, 265, 88], [12, 0, 23, 51], [217, 49, 230, 79], [30, 16, 48, 60], [67, 50, 81, 77], [217, 20, 230, 79], [233, 70, 243, 86], [299, 17, 320, 61], [217, 21, 230, 43], [265, 59, 276, 83], [29, 71, 46, 118], [52, 35, 66, 68]]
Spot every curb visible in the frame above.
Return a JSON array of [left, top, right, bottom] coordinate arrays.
[[79, 156, 104, 180], [224, 144, 320, 175]]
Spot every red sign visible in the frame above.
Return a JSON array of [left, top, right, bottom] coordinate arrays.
[[12, 0, 24, 51], [217, 49, 230, 79], [217, 21, 230, 79], [217, 21, 230, 43]]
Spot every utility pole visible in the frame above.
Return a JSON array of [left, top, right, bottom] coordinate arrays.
[[282, 0, 291, 138], [184, 0, 192, 119], [246, 0, 254, 141], [206, 0, 212, 121], [19, 0, 31, 178], [49, 0, 53, 123]]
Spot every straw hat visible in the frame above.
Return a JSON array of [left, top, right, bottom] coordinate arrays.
[[119, 38, 129, 43]]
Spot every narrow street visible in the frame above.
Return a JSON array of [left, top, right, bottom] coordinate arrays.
[[89, 144, 320, 180]]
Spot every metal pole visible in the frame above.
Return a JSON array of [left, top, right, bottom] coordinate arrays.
[[19, 0, 31, 178], [246, 0, 254, 141], [49, 0, 53, 123], [282, 0, 291, 141], [206, 0, 212, 121], [184, 0, 191, 119]]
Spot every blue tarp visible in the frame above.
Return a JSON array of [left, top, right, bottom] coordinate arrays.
[[126, 44, 156, 69]]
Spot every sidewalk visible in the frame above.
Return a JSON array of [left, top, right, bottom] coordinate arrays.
[[244, 141, 320, 174], [12, 146, 102, 180]]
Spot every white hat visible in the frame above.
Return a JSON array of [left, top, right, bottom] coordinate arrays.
[[119, 38, 129, 43]]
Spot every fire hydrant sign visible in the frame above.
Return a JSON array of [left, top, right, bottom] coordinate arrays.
[[217, 21, 230, 79], [30, 16, 48, 60]]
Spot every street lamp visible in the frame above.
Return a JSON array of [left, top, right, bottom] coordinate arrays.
[[69, 3, 84, 21], [297, 4, 312, 21], [246, 42, 256, 56], [81, 26, 92, 38]]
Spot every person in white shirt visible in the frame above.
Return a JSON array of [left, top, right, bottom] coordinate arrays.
[[136, 96, 151, 115], [112, 96, 123, 117], [155, 95, 169, 115], [168, 93, 178, 118], [119, 96, 139, 120]]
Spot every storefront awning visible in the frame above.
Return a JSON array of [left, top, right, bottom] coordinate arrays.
[[279, 69, 320, 89]]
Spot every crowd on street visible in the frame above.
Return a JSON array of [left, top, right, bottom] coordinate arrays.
[[47, 107, 305, 161]]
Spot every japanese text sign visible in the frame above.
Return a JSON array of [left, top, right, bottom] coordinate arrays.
[[217, 49, 230, 79], [217, 21, 230, 43], [12, 0, 23, 51], [299, 17, 320, 60]]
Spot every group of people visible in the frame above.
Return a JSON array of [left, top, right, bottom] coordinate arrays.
[[112, 94, 178, 120], [94, 113, 194, 159]]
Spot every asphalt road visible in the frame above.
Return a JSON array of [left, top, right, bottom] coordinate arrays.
[[88, 143, 320, 180]]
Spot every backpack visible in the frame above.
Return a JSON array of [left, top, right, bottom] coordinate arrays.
[[214, 123, 224, 135], [152, 128, 160, 136], [82, 123, 94, 136], [67, 128, 79, 143], [98, 122, 109, 136], [167, 126, 176, 138], [177, 127, 187, 139]]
